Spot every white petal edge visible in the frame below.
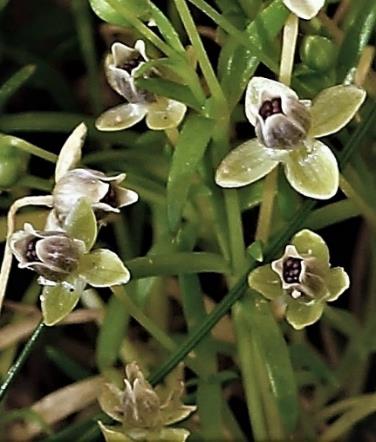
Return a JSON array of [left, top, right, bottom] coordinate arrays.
[[55, 123, 87, 182], [245, 76, 299, 126], [215, 138, 280, 188], [283, 0, 325, 20], [95, 103, 148, 131], [284, 139, 339, 199], [145, 99, 187, 130]]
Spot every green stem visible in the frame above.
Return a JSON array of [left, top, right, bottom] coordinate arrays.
[[255, 167, 278, 243], [174, 0, 226, 107], [106, 0, 175, 57], [0, 321, 45, 403], [0, 133, 57, 163], [0, 65, 36, 110], [18, 175, 53, 192]]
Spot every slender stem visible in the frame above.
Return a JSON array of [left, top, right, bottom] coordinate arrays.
[[174, 0, 226, 107], [255, 167, 278, 243], [106, 0, 175, 57], [111, 286, 176, 352], [279, 14, 299, 85], [0, 133, 57, 163], [339, 175, 376, 229], [0, 321, 45, 402], [18, 175, 53, 192]]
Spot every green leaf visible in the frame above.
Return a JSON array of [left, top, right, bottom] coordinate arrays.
[[88, 0, 149, 26], [219, 0, 288, 108], [167, 114, 214, 231], [0, 65, 36, 110], [248, 293, 299, 432], [41, 284, 82, 326], [136, 77, 201, 111], [247, 240, 264, 262], [79, 249, 131, 287], [64, 197, 97, 251], [96, 295, 129, 371], [338, 0, 376, 81]]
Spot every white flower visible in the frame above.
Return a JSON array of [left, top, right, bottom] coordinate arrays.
[[215, 77, 366, 199], [96, 41, 187, 131]]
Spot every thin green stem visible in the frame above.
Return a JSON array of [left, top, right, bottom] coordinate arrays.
[[0, 133, 57, 163], [174, 0, 226, 107], [0, 65, 36, 110], [106, 0, 175, 57], [18, 175, 53, 192], [0, 321, 45, 403], [255, 168, 278, 243]]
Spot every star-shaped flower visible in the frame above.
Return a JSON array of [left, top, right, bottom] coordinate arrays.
[[215, 77, 366, 199], [248, 229, 350, 329], [96, 41, 187, 131], [283, 0, 325, 20], [98, 362, 196, 442]]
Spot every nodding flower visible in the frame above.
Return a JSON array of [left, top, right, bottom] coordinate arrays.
[[96, 41, 187, 132], [10, 223, 85, 284]]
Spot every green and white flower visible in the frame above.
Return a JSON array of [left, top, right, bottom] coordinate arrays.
[[98, 362, 196, 442], [96, 41, 187, 131], [10, 199, 131, 326], [283, 0, 325, 20], [216, 77, 366, 199], [248, 229, 350, 330]]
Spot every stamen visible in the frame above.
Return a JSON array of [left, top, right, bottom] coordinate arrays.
[[259, 97, 283, 120], [283, 257, 302, 284], [25, 238, 39, 262]]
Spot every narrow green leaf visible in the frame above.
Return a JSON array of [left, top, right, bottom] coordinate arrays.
[[0, 65, 36, 110], [96, 295, 129, 372], [290, 343, 338, 387], [89, 0, 149, 26], [248, 293, 299, 433], [136, 77, 201, 111], [64, 198, 97, 252], [41, 285, 82, 326], [247, 240, 263, 262], [46, 346, 91, 381], [79, 249, 130, 287], [167, 114, 214, 231], [338, 0, 376, 81]]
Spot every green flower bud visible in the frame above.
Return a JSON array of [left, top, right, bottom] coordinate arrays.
[[300, 36, 338, 72]]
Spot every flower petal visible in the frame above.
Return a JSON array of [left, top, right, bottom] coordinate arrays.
[[248, 264, 284, 300], [98, 422, 131, 442], [55, 123, 87, 182], [284, 139, 339, 199], [292, 229, 329, 264], [145, 98, 187, 130], [215, 138, 280, 188], [245, 76, 298, 126], [309, 85, 366, 138], [283, 0, 325, 20], [325, 267, 350, 301], [98, 383, 124, 422], [41, 284, 83, 326], [79, 249, 130, 287], [95, 103, 148, 131], [286, 300, 324, 330]]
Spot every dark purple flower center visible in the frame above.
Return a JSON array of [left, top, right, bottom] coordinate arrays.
[[259, 97, 283, 120], [25, 238, 39, 262], [101, 185, 117, 208], [283, 257, 302, 284], [119, 54, 143, 73]]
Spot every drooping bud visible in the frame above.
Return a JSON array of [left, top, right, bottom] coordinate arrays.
[[10, 223, 85, 283], [52, 168, 138, 225]]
